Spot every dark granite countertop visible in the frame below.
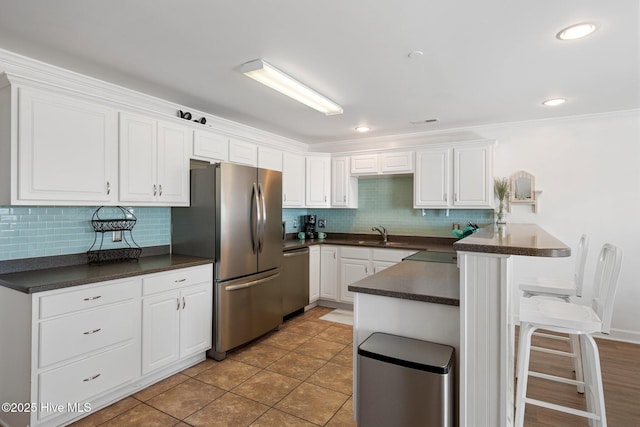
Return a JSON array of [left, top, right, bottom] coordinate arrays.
[[283, 233, 456, 253], [0, 254, 213, 294], [453, 224, 571, 257], [348, 255, 460, 306]]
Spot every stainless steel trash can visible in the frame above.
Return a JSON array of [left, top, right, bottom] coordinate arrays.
[[357, 332, 455, 427]]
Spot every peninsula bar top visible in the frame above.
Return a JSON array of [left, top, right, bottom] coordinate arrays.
[[453, 224, 571, 257]]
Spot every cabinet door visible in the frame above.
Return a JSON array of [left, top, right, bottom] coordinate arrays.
[[229, 138, 257, 166], [305, 156, 330, 207], [282, 152, 305, 207], [372, 260, 395, 274], [350, 154, 379, 175], [179, 283, 213, 358], [193, 129, 228, 162], [258, 146, 283, 171], [119, 112, 158, 203], [331, 156, 358, 208], [380, 151, 413, 174], [454, 145, 492, 207], [339, 258, 369, 303], [142, 291, 180, 374], [17, 87, 117, 204], [320, 246, 338, 300], [309, 246, 321, 303], [157, 120, 190, 205], [414, 148, 451, 208]]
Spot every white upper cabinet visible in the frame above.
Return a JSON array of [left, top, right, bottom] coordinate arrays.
[[282, 152, 305, 207], [228, 138, 257, 166], [119, 112, 189, 206], [350, 154, 379, 175], [331, 156, 358, 208], [8, 86, 118, 205], [305, 155, 331, 207], [192, 129, 228, 162], [350, 151, 413, 176], [258, 146, 283, 171], [414, 143, 493, 208]]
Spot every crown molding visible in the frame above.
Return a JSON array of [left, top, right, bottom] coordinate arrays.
[[0, 48, 308, 152]]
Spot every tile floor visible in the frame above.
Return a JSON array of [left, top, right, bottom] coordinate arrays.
[[70, 306, 356, 427]]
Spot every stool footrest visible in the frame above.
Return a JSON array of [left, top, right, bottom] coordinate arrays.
[[531, 345, 577, 358], [533, 332, 570, 342], [525, 397, 600, 420], [529, 370, 585, 387]]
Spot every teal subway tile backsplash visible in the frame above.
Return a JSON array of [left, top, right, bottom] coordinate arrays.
[[0, 206, 170, 261], [284, 176, 493, 237]]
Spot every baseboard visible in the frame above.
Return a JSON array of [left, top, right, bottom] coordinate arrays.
[[595, 328, 640, 345]]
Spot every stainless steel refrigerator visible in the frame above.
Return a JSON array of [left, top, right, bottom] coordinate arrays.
[[172, 162, 283, 360]]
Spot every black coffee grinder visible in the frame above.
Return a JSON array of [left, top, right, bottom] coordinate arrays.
[[302, 215, 316, 239]]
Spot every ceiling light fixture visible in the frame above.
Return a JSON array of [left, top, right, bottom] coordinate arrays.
[[556, 23, 597, 40], [355, 126, 370, 133], [241, 59, 343, 115], [542, 98, 567, 107]]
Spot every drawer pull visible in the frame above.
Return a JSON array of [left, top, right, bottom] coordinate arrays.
[[82, 373, 101, 382], [175, 278, 187, 283], [83, 295, 102, 301], [83, 328, 102, 335]]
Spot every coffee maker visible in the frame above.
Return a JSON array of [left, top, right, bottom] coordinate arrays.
[[302, 215, 316, 239]]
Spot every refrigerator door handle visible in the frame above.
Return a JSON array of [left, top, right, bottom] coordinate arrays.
[[251, 182, 261, 254], [224, 272, 281, 291], [258, 183, 266, 252]]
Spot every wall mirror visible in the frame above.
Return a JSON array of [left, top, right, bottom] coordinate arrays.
[[508, 171, 540, 212]]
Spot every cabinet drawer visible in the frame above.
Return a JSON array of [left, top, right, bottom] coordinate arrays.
[[340, 246, 370, 259], [38, 341, 138, 421], [39, 300, 138, 368], [142, 265, 212, 296], [39, 278, 140, 319]]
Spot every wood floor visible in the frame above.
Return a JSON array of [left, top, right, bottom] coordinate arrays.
[[519, 331, 640, 426]]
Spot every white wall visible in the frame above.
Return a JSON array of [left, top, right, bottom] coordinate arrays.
[[479, 111, 640, 342]]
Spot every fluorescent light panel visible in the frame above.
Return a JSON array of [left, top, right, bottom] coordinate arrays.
[[242, 59, 343, 115]]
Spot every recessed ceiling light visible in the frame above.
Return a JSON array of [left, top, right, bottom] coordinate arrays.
[[408, 50, 424, 59], [355, 126, 370, 133], [556, 23, 597, 40], [542, 98, 567, 107]]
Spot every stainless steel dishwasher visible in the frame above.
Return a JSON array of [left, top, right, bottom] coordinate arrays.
[[282, 247, 309, 317]]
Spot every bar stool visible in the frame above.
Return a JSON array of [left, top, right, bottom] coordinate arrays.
[[520, 234, 589, 300], [519, 234, 590, 392], [515, 243, 623, 427]]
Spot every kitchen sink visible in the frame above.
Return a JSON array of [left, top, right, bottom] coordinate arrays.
[[377, 242, 409, 247], [348, 240, 410, 247]]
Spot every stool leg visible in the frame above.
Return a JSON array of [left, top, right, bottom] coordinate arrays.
[[582, 334, 607, 427], [515, 323, 536, 427], [570, 334, 585, 393]]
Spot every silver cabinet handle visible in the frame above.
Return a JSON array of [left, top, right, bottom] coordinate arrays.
[[153, 184, 157, 196], [343, 195, 346, 202], [182, 297, 186, 310], [159, 184, 163, 196], [176, 298, 180, 310], [284, 194, 287, 202], [455, 192, 458, 202], [83, 373, 101, 382], [443, 192, 447, 202], [83, 328, 101, 335], [174, 278, 186, 283], [324, 195, 327, 202], [365, 266, 368, 274], [106, 181, 111, 195], [83, 295, 101, 301]]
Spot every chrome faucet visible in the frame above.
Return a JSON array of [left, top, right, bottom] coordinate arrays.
[[372, 226, 388, 243]]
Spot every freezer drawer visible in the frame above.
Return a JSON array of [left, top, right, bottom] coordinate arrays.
[[211, 269, 282, 359], [357, 332, 455, 427]]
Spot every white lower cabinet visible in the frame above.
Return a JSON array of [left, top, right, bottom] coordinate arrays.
[[309, 245, 321, 303], [316, 246, 417, 306], [141, 267, 213, 374], [0, 263, 212, 427], [319, 246, 338, 300]]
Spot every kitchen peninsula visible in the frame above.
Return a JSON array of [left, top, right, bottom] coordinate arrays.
[[349, 224, 570, 427]]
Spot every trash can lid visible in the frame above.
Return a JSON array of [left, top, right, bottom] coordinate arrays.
[[358, 332, 454, 374]]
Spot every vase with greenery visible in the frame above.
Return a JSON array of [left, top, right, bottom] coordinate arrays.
[[494, 177, 509, 224]]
